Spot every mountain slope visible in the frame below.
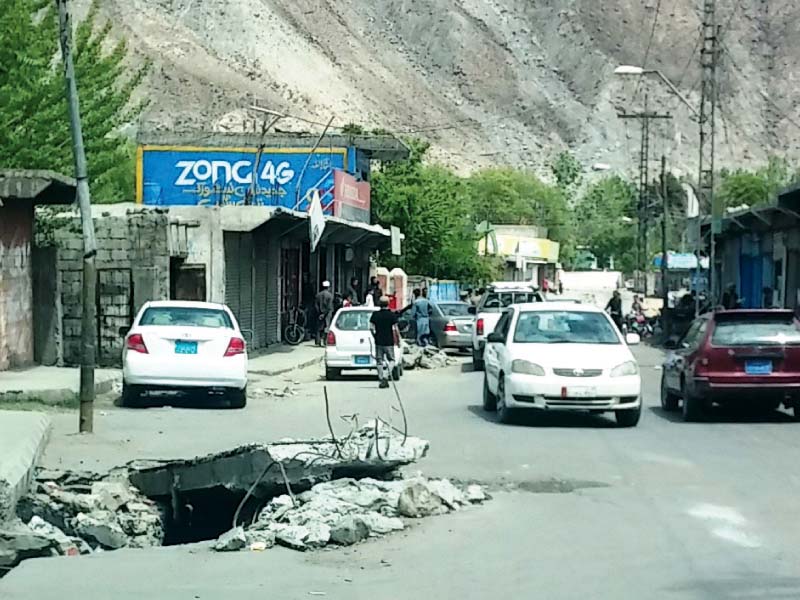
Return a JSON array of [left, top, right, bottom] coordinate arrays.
[[89, 0, 800, 179]]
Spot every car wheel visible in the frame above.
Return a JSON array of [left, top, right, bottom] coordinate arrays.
[[660, 374, 680, 412], [482, 375, 497, 412], [472, 348, 485, 372], [682, 384, 704, 422], [325, 367, 341, 381], [615, 405, 641, 427], [495, 376, 514, 424], [228, 387, 247, 409], [120, 382, 142, 408]]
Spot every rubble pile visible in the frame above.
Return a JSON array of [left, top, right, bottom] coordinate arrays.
[[402, 345, 458, 370], [2, 474, 164, 571], [215, 476, 488, 552]]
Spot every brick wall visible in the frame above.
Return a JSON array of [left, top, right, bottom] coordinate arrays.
[[46, 211, 171, 366], [0, 202, 34, 370]]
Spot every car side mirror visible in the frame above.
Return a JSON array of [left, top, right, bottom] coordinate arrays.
[[486, 332, 505, 344], [625, 332, 641, 346], [467, 306, 476, 315], [119, 326, 130, 337]]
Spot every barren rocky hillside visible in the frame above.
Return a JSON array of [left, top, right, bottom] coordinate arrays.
[[86, 0, 800, 179]]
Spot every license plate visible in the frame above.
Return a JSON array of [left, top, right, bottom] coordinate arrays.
[[745, 360, 772, 375], [175, 341, 198, 355], [568, 387, 596, 398], [354, 355, 371, 365]]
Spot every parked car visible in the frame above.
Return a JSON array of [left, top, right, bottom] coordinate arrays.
[[470, 282, 544, 371], [482, 302, 642, 426], [121, 301, 248, 408], [398, 301, 474, 349], [661, 309, 800, 421], [325, 307, 403, 380]]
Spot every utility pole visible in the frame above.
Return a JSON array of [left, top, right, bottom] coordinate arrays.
[[617, 99, 671, 296], [660, 155, 669, 334], [57, 0, 97, 433], [696, 0, 719, 313]]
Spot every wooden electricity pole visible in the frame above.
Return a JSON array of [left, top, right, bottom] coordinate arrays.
[[57, 0, 97, 433]]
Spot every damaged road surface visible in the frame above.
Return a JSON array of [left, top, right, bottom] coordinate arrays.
[[2, 420, 487, 573]]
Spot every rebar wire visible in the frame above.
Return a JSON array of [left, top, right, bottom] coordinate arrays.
[[277, 462, 297, 507], [373, 419, 383, 461], [324, 386, 344, 458], [390, 374, 409, 446]]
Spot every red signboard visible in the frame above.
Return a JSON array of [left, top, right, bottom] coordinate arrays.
[[333, 170, 371, 223]]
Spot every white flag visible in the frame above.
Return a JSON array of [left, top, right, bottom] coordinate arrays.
[[309, 189, 325, 252]]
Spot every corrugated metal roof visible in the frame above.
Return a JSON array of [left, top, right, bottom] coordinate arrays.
[[0, 170, 77, 205]]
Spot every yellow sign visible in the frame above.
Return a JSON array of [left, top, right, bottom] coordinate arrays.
[[478, 234, 559, 262]]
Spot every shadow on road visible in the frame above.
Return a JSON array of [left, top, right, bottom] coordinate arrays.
[[648, 405, 796, 424], [467, 405, 618, 428], [461, 363, 478, 374]]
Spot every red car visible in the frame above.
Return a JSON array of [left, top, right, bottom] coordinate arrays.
[[661, 309, 800, 421]]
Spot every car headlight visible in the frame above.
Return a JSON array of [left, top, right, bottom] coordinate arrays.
[[511, 360, 545, 376], [611, 361, 639, 377]]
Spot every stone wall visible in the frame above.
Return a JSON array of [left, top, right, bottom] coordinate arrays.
[[45, 211, 171, 367], [0, 202, 34, 370]]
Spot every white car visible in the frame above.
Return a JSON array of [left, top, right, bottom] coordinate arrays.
[[121, 300, 248, 408], [471, 282, 544, 371], [482, 302, 642, 427], [325, 307, 403, 380]]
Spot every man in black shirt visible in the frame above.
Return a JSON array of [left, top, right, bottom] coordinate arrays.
[[605, 290, 623, 332], [370, 296, 399, 389]]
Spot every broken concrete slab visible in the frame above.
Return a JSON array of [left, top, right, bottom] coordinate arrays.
[[213, 526, 246, 552], [71, 512, 129, 549], [127, 421, 429, 502], [0, 411, 51, 522], [0, 521, 57, 571], [402, 344, 457, 370], [329, 515, 370, 545], [397, 482, 445, 518]]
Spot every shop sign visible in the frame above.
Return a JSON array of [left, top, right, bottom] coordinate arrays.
[[136, 145, 348, 209]]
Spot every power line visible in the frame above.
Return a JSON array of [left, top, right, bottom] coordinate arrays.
[[634, 0, 663, 101]]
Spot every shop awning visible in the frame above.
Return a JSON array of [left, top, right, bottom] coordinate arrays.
[[0, 169, 77, 205], [219, 206, 401, 249]]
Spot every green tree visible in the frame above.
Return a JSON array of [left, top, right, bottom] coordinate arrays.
[[372, 141, 496, 280], [0, 0, 147, 202], [717, 156, 800, 210], [575, 176, 638, 272], [467, 167, 574, 264], [550, 151, 583, 195]]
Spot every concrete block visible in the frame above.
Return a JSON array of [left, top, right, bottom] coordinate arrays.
[[0, 411, 51, 521]]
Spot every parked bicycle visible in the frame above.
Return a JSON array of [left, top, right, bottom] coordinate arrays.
[[284, 306, 307, 346]]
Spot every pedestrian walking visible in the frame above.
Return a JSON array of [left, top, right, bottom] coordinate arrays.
[[315, 281, 334, 346], [605, 290, 623, 333], [410, 288, 433, 347], [370, 296, 399, 389]]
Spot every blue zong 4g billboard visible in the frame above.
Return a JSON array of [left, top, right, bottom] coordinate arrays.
[[136, 145, 353, 210]]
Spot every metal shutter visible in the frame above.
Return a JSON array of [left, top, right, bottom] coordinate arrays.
[[253, 233, 268, 349], [224, 232, 241, 319], [239, 233, 254, 335], [266, 235, 281, 345]]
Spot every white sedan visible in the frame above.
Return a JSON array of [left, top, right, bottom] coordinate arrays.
[[482, 302, 642, 427], [325, 307, 403, 380], [121, 300, 248, 408]]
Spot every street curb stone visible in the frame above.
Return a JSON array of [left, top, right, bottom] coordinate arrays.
[[0, 411, 51, 522]]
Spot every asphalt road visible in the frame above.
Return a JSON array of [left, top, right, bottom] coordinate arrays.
[[5, 344, 800, 599]]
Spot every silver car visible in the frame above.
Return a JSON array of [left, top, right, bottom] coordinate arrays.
[[431, 301, 474, 349]]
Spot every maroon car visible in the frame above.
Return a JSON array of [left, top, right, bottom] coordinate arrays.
[[661, 309, 800, 421]]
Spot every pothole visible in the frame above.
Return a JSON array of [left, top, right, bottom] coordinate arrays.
[[2, 420, 489, 573], [512, 478, 610, 494]]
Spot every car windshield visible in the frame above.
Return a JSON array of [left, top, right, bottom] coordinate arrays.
[[336, 311, 373, 331], [513, 310, 620, 344], [711, 316, 800, 346], [481, 291, 539, 312], [139, 307, 232, 328], [438, 303, 471, 317]]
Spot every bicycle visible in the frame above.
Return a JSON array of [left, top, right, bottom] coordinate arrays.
[[284, 306, 307, 346]]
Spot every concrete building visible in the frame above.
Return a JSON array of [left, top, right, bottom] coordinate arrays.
[[707, 185, 800, 309], [0, 170, 76, 371], [477, 225, 560, 285]]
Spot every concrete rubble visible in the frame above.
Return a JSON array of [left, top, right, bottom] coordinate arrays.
[[214, 476, 487, 552], [402, 345, 457, 370], [129, 420, 430, 501]]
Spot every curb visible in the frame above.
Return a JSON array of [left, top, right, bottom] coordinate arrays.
[[0, 373, 121, 406], [0, 411, 51, 521], [249, 356, 323, 377]]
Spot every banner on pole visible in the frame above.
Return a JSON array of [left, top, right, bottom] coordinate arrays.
[[309, 189, 325, 252]]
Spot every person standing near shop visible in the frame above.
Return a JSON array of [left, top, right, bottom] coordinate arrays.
[[315, 281, 334, 346], [410, 288, 433, 347], [347, 277, 362, 306]]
